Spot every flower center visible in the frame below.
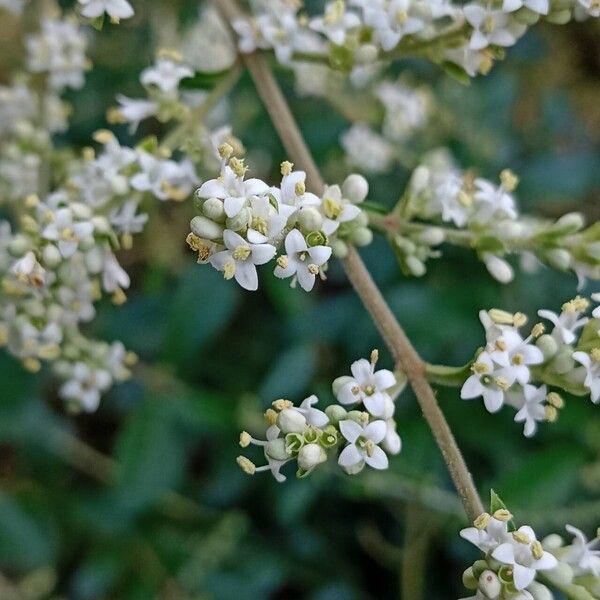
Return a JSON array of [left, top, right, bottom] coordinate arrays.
[[395, 9, 408, 25], [251, 216, 268, 235], [323, 196, 342, 219], [232, 244, 251, 261], [483, 16, 496, 34]]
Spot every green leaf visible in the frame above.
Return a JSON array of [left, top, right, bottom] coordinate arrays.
[[490, 489, 507, 513], [179, 69, 232, 91], [440, 61, 472, 86]]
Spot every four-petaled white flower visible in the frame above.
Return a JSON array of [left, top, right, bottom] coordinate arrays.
[[502, 0, 549, 15], [59, 362, 112, 412], [293, 395, 329, 428], [573, 350, 600, 403], [320, 184, 362, 235], [115, 95, 157, 132], [472, 178, 518, 223], [563, 524, 600, 576], [42, 208, 94, 258], [464, 4, 524, 51], [274, 229, 331, 292], [140, 59, 193, 93], [78, 0, 134, 20], [461, 352, 513, 413], [460, 516, 510, 553], [491, 526, 558, 590], [310, 0, 361, 46], [336, 356, 396, 417], [210, 229, 276, 291], [538, 308, 588, 345], [507, 384, 547, 437], [338, 419, 389, 471]]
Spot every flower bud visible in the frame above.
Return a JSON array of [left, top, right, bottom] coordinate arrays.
[[484, 254, 514, 284], [586, 241, 600, 260], [330, 238, 348, 259], [383, 420, 401, 455], [462, 567, 478, 590], [297, 443, 326, 470], [546, 8, 572, 24], [513, 7, 541, 25], [544, 561, 573, 585], [410, 165, 430, 193], [190, 215, 223, 240], [325, 404, 348, 425], [355, 211, 369, 227], [351, 227, 373, 247], [545, 248, 571, 271], [202, 198, 226, 223], [71, 202, 93, 220], [541, 533, 563, 550], [297, 206, 323, 231], [342, 174, 369, 203], [266, 438, 289, 461], [42, 244, 62, 268], [478, 570, 501, 598], [536, 334, 558, 361], [277, 408, 307, 434], [418, 227, 445, 246], [355, 43, 378, 64], [552, 345, 574, 375], [225, 207, 251, 232], [406, 255, 426, 277], [553, 212, 585, 234], [527, 582, 552, 600], [8, 235, 30, 257]]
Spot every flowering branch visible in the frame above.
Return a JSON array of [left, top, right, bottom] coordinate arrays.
[[215, 0, 484, 522]]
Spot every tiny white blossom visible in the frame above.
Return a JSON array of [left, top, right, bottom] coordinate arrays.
[[293, 395, 329, 428], [506, 384, 547, 437], [140, 59, 193, 93], [563, 525, 600, 576], [472, 178, 518, 223], [460, 516, 510, 553], [502, 0, 549, 15], [115, 95, 158, 132], [338, 419, 389, 471], [538, 307, 588, 345], [42, 208, 94, 258], [310, 1, 361, 46], [461, 352, 515, 413], [463, 4, 524, 51], [59, 362, 112, 412], [320, 184, 362, 235], [573, 351, 600, 403], [110, 200, 148, 236], [78, 0, 134, 20], [273, 229, 331, 292], [210, 229, 276, 291]]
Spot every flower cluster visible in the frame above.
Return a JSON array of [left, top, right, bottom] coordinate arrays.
[[237, 350, 403, 480], [460, 495, 600, 598], [460, 296, 600, 436], [186, 154, 371, 291], [398, 153, 600, 285], [231, 0, 600, 78]]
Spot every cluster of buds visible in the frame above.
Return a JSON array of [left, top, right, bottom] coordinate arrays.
[[460, 296, 600, 436], [237, 350, 403, 480], [403, 154, 600, 286], [461, 493, 600, 598], [187, 153, 371, 291]]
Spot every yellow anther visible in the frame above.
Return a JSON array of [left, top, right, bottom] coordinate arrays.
[[494, 376, 509, 391], [307, 263, 319, 275], [546, 392, 564, 409], [264, 408, 278, 425], [223, 261, 236, 280], [93, 129, 114, 144], [294, 180, 306, 196], [218, 142, 233, 159], [280, 161, 294, 176], [511, 353, 524, 366], [500, 169, 519, 192], [493, 509, 513, 522], [272, 399, 293, 411], [474, 512, 491, 530], [277, 255, 289, 269], [512, 531, 532, 545], [370, 349, 379, 365], [472, 361, 490, 375], [239, 431, 252, 448], [531, 323, 545, 338], [323, 196, 342, 220], [495, 340, 507, 352], [488, 309, 515, 325], [531, 541, 544, 560], [236, 456, 256, 475], [232, 245, 251, 261], [513, 312, 528, 328], [545, 405, 558, 423]]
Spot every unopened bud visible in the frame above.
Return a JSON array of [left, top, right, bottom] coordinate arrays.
[[536, 334, 558, 360], [190, 216, 223, 240], [342, 173, 369, 203], [202, 197, 226, 222], [297, 206, 323, 231], [277, 408, 307, 434], [297, 443, 326, 470], [351, 227, 373, 247], [485, 254, 514, 284], [478, 570, 501, 598]]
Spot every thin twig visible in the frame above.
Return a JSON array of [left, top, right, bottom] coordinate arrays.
[[215, 0, 484, 522]]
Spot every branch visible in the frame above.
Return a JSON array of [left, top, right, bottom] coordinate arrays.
[[215, 0, 484, 522]]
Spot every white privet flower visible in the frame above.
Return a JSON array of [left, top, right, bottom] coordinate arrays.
[[41, 207, 95, 259], [502, 0, 549, 15], [376, 80, 429, 141], [210, 229, 276, 291], [292, 395, 329, 428], [26, 18, 88, 91], [444, 45, 490, 78], [319, 184, 362, 235], [341, 123, 395, 173], [460, 513, 511, 553], [576, 0, 600, 18], [78, 0, 134, 21], [472, 177, 518, 223], [140, 58, 193, 93], [110, 200, 148, 238], [275, 166, 321, 209], [130, 153, 198, 201], [274, 229, 331, 292], [463, 4, 525, 51], [114, 95, 158, 132], [309, 0, 361, 46], [101, 250, 130, 294], [538, 296, 589, 345], [11, 251, 46, 287], [333, 350, 396, 417], [506, 384, 547, 437], [563, 525, 600, 576], [59, 362, 112, 412], [338, 418, 389, 472], [573, 349, 600, 403], [354, 0, 426, 52], [492, 526, 558, 590], [461, 352, 514, 413]]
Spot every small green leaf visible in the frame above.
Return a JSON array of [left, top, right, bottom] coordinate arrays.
[[179, 69, 232, 91]]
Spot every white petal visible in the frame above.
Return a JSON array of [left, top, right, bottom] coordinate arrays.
[[285, 229, 307, 254], [483, 388, 504, 413], [251, 243, 276, 265], [223, 229, 246, 250], [338, 443, 362, 467], [307, 245, 332, 266], [363, 393, 386, 417], [224, 196, 246, 218], [338, 380, 360, 405], [365, 420, 387, 444], [492, 542, 515, 565], [513, 564, 536, 591], [373, 369, 396, 390], [350, 358, 372, 384], [460, 375, 483, 399], [365, 445, 388, 470], [339, 419, 362, 443], [234, 261, 258, 291]]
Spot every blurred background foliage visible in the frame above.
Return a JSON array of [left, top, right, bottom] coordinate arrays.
[[1, 1, 600, 598]]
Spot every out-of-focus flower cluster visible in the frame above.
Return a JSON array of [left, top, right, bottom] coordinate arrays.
[[460, 493, 600, 598], [186, 155, 372, 291], [459, 297, 600, 437], [237, 350, 404, 480]]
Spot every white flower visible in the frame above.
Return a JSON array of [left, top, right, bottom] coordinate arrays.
[[131, 153, 198, 201], [246, 195, 289, 244], [115, 95, 157, 133], [293, 395, 329, 428], [577, 0, 600, 17], [319, 184, 362, 235], [42, 208, 94, 258], [78, 0, 134, 20], [538, 307, 588, 345], [59, 362, 112, 412], [460, 516, 511, 553], [210, 229, 276, 291], [140, 59, 193, 93], [506, 384, 547, 437], [573, 351, 600, 403], [472, 178, 518, 223], [310, 1, 361, 46], [502, 0, 549, 15], [360, 0, 426, 52], [275, 169, 320, 209], [335, 354, 396, 417], [11, 251, 46, 287], [463, 4, 524, 51], [341, 123, 395, 173], [461, 352, 515, 413], [273, 229, 331, 292], [563, 525, 600, 576], [492, 526, 558, 590], [101, 251, 130, 293], [338, 419, 389, 471], [444, 45, 489, 78], [376, 80, 429, 141], [197, 164, 270, 218], [110, 200, 148, 236]]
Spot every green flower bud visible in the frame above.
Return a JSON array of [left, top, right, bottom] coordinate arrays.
[[355, 43, 378, 65], [418, 227, 445, 246], [355, 211, 369, 227], [513, 6, 541, 24], [545, 561, 574, 585], [552, 345, 575, 375], [325, 404, 348, 425], [347, 410, 368, 425], [546, 8, 572, 24], [350, 227, 373, 247], [527, 581, 553, 600], [8, 235, 31, 256], [536, 334, 558, 361], [71, 202, 93, 220], [91, 216, 111, 235], [472, 560, 490, 578], [406, 255, 426, 277], [332, 375, 353, 397], [586, 241, 600, 261], [202, 197, 226, 223], [462, 567, 478, 590], [225, 207, 251, 232], [266, 438, 289, 461], [545, 248, 571, 271], [330, 238, 348, 258], [541, 533, 564, 550], [190, 215, 223, 240], [42, 244, 62, 268]]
